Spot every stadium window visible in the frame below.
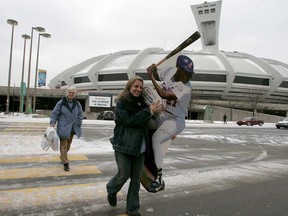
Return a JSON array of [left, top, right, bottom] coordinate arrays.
[[191, 74, 226, 82], [204, 9, 209, 14], [198, 10, 203, 15], [61, 81, 67, 87], [98, 73, 129, 82], [135, 73, 150, 80], [233, 76, 269, 86], [279, 81, 288, 88], [211, 8, 216, 13], [74, 76, 90, 84]]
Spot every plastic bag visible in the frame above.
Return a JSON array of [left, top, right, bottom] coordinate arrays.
[[50, 132, 59, 151], [41, 135, 50, 151], [46, 126, 55, 141], [41, 127, 59, 151]]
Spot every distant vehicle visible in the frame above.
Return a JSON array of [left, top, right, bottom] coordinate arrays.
[[275, 117, 288, 129], [236, 117, 264, 126], [97, 111, 115, 120]]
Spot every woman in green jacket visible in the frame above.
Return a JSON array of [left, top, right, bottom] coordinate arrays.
[[106, 76, 163, 216]]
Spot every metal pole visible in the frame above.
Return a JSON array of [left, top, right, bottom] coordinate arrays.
[[25, 26, 45, 114], [19, 34, 30, 113], [6, 19, 18, 113], [32, 34, 41, 113], [25, 28, 34, 114], [32, 33, 51, 113]]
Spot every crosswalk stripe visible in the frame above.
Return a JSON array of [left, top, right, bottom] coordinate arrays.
[[0, 154, 88, 164], [0, 182, 110, 210], [3, 126, 46, 129], [0, 132, 43, 135], [0, 165, 101, 180]]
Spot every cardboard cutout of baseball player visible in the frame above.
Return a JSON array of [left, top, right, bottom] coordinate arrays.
[[141, 54, 195, 193]]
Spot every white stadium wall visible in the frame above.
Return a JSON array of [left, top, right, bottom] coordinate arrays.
[[48, 1, 288, 120]]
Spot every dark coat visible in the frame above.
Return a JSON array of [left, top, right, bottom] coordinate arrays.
[[111, 94, 153, 157]]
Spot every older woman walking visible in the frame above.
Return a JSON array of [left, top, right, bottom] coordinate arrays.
[[50, 86, 83, 171]]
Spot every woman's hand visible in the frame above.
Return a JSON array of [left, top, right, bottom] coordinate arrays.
[[150, 100, 164, 114]]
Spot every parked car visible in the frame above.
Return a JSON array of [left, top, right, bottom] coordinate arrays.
[[236, 117, 264, 126], [97, 111, 115, 120], [275, 117, 288, 129]]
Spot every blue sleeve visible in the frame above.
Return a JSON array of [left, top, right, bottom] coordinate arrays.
[[50, 100, 62, 125]]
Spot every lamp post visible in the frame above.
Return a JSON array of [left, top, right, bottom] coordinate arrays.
[[32, 32, 51, 113], [19, 34, 31, 113], [6, 19, 18, 113], [25, 26, 45, 114]]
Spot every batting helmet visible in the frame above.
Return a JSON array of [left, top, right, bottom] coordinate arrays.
[[176, 55, 194, 75]]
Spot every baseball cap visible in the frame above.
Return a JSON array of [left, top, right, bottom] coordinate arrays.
[[176, 55, 194, 74]]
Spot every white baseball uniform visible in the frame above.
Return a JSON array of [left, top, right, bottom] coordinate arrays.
[[149, 66, 192, 169]]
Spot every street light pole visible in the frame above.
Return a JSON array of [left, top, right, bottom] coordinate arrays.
[[32, 33, 51, 113], [19, 34, 30, 113], [6, 19, 18, 114], [25, 26, 45, 114]]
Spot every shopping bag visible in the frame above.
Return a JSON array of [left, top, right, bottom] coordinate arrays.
[[41, 135, 50, 151], [50, 132, 59, 151], [45, 126, 55, 141], [41, 127, 58, 151]]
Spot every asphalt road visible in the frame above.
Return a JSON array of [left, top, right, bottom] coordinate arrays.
[[1, 119, 288, 216]]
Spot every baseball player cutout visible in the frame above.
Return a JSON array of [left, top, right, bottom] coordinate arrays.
[[146, 54, 195, 192]]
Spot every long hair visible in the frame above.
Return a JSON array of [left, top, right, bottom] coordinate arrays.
[[117, 76, 144, 102]]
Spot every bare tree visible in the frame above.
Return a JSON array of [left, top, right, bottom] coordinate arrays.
[[245, 88, 264, 116], [228, 100, 238, 121]]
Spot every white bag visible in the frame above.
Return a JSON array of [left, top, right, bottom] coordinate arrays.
[[41, 135, 50, 151], [46, 126, 55, 141], [41, 127, 59, 151], [50, 132, 59, 151]]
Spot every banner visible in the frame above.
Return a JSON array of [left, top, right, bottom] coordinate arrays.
[[38, 69, 47, 87]]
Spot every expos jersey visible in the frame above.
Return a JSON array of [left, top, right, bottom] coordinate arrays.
[[158, 66, 192, 117]]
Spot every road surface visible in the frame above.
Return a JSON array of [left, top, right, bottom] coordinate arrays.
[[0, 117, 288, 215]]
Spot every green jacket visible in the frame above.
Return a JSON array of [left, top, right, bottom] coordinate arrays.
[[111, 95, 153, 156]]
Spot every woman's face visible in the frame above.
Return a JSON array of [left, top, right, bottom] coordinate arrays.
[[130, 80, 143, 97], [66, 90, 76, 101]]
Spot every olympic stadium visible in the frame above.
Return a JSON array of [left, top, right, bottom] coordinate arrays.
[[47, 1, 288, 121]]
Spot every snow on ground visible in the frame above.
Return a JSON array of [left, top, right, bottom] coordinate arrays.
[[0, 112, 277, 126], [1, 112, 288, 212], [0, 112, 278, 157], [0, 112, 115, 156]]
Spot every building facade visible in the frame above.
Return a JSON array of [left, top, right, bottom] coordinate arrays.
[[47, 1, 288, 120]]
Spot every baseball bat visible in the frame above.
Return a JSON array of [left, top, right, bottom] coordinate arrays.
[[156, 31, 201, 66]]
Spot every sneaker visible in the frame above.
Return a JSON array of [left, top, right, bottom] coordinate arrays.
[[107, 194, 117, 207], [148, 179, 165, 193], [148, 168, 165, 193], [64, 163, 70, 171]]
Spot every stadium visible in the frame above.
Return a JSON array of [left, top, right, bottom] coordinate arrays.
[[48, 1, 288, 121]]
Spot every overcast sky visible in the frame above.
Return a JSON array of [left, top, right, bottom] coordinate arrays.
[[1, 0, 288, 88]]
